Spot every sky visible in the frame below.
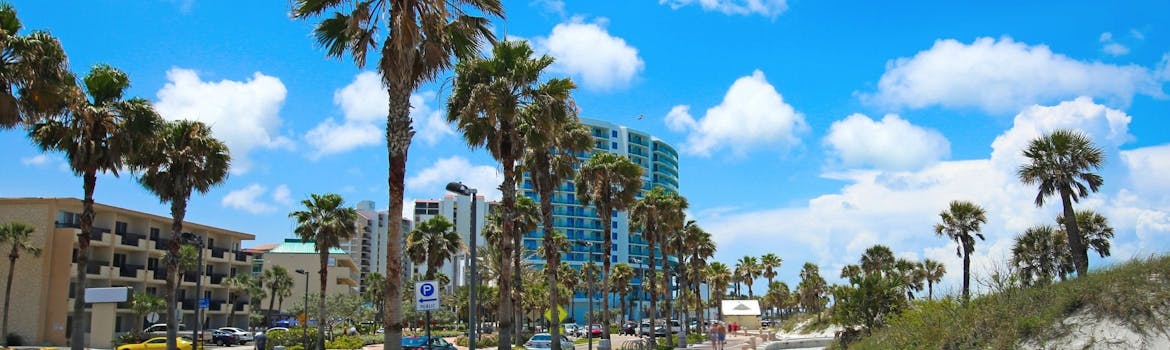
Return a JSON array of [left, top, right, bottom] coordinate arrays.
[[4, 0, 1170, 297]]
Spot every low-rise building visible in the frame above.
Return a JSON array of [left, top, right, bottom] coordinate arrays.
[[253, 238, 360, 317]]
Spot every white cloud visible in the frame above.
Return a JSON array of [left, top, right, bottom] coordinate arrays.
[[530, 0, 565, 17], [221, 184, 277, 214], [305, 72, 454, 158], [700, 98, 1170, 296], [21, 154, 51, 166], [406, 156, 503, 201], [659, 0, 788, 18], [534, 17, 644, 91], [155, 68, 292, 174], [1099, 32, 1130, 56], [824, 113, 950, 171], [863, 37, 1166, 114], [665, 70, 808, 157], [272, 184, 292, 205]]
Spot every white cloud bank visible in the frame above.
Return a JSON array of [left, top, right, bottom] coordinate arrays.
[[863, 37, 1167, 114], [666, 70, 808, 157], [305, 71, 454, 158], [405, 156, 503, 201], [534, 17, 644, 91], [221, 183, 291, 214], [155, 68, 292, 174], [659, 0, 788, 18], [824, 113, 950, 171], [700, 97, 1170, 296]]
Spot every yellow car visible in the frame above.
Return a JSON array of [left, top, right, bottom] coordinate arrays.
[[117, 336, 201, 350]]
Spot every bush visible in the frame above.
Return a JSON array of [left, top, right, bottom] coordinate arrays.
[[263, 328, 319, 350], [455, 334, 498, 347], [113, 332, 138, 346], [356, 334, 383, 345], [325, 335, 364, 349], [685, 332, 706, 344]]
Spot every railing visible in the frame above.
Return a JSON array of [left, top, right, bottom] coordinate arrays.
[[234, 252, 248, 262], [210, 273, 227, 284], [234, 303, 247, 312], [86, 261, 108, 275], [211, 247, 227, 259], [152, 269, 167, 280], [183, 272, 199, 283], [119, 264, 143, 278], [154, 239, 171, 250], [119, 233, 145, 246]]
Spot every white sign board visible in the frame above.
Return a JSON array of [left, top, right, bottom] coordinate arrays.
[[85, 287, 131, 303], [146, 312, 160, 323], [415, 280, 440, 311]]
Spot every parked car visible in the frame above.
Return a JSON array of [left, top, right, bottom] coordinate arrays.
[[256, 327, 289, 337], [638, 322, 652, 336], [211, 330, 240, 346], [143, 324, 210, 342], [218, 327, 253, 343], [588, 324, 603, 338], [402, 336, 456, 350], [524, 333, 574, 350], [653, 320, 681, 336], [562, 324, 579, 337], [619, 322, 637, 336], [116, 337, 195, 350]]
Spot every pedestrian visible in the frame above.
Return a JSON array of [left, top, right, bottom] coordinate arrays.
[[707, 322, 720, 350], [716, 322, 726, 350], [254, 331, 267, 350]]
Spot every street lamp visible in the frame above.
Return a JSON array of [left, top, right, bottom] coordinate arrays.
[[295, 269, 309, 350], [445, 182, 478, 350], [632, 258, 644, 330]]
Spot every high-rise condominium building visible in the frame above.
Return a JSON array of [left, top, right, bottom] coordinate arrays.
[[412, 195, 492, 291], [342, 200, 412, 291]]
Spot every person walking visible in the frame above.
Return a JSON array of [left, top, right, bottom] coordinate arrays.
[[254, 331, 267, 350], [717, 322, 727, 350]]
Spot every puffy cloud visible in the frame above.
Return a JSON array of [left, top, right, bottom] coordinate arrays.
[[21, 154, 51, 166], [155, 68, 292, 174], [406, 156, 503, 201], [534, 17, 643, 91], [824, 113, 950, 171], [530, 0, 565, 17], [1099, 32, 1130, 56], [863, 37, 1166, 114], [221, 184, 280, 214], [665, 70, 808, 157], [305, 72, 454, 158], [659, 0, 788, 18], [700, 98, 1170, 295], [272, 184, 292, 205]]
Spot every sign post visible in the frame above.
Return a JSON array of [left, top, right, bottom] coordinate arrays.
[[416, 280, 440, 349]]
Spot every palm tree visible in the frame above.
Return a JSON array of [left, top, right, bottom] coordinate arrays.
[[933, 200, 988, 301], [508, 195, 540, 344], [128, 292, 166, 340], [245, 278, 267, 331], [0, 3, 75, 128], [262, 266, 294, 328], [736, 256, 760, 298], [363, 272, 386, 323], [30, 64, 163, 350], [290, 193, 360, 350], [630, 186, 686, 344], [705, 262, 730, 325], [128, 118, 229, 348], [224, 274, 254, 328], [291, 2, 501, 348], [920, 259, 945, 300], [796, 263, 827, 322], [0, 222, 41, 345], [576, 151, 644, 336], [686, 226, 714, 327], [1011, 225, 1065, 287], [860, 245, 895, 276], [556, 261, 579, 322], [1057, 210, 1114, 262], [448, 40, 568, 348], [609, 263, 635, 322], [407, 216, 462, 280], [1018, 129, 1105, 277], [840, 265, 862, 281], [759, 253, 782, 295]]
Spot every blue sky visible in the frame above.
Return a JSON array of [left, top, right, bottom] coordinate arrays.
[[5, 0, 1170, 296]]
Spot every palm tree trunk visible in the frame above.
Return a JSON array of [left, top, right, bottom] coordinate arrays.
[[540, 182, 564, 350], [70, 170, 97, 350], [927, 282, 933, 301], [648, 241, 658, 346], [512, 232, 522, 346], [1060, 190, 1088, 277], [497, 150, 517, 350], [600, 204, 613, 339], [318, 252, 329, 350], [962, 250, 971, 303], [227, 292, 237, 328], [384, 85, 411, 350], [167, 198, 188, 350], [3, 248, 17, 346], [267, 286, 278, 328], [676, 257, 687, 348]]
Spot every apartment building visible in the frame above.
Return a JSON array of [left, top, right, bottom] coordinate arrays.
[[254, 239, 361, 310], [0, 197, 255, 346], [411, 195, 491, 290]]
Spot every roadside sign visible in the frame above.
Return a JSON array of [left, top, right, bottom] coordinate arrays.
[[198, 298, 209, 309], [415, 280, 440, 311], [544, 306, 568, 322], [146, 312, 160, 323], [297, 312, 307, 324]]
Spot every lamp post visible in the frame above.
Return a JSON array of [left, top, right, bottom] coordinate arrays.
[[295, 269, 309, 350], [445, 182, 478, 350], [633, 258, 643, 330]]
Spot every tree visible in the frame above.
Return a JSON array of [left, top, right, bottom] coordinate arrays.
[[736, 256, 760, 298], [262, 266, 294, 327], [448, 40, 569, 349], [290, 1, 501, 348], [1011, 225, 1066, 287], [831, 272, 906, 336], [0, 3, 75, 128], [1018, 129, 1105, 277], [290, 193, 360, 350], [630, 186, 687, 345], [128, 292, 165, 339], [764, 281, 789, 319], [705, 262, 730, 322], [0, 222, 41, 345], [683, 224, 714, 327], [920, 259, 945, 300], [576, 151, 643, 338], [609, 263, 635, 322], [128, 118, 229, 349], [1057, 210, 1114, 262], [362, 272, 386, 323], [759, 254, 782, 297], [406, 216, 462, 280], [860, 245, 895, 276], [933, 200, 988, 302], [30, 64, 162, 350], [224, 274, 254, 328], [796, 263, 827, 322]]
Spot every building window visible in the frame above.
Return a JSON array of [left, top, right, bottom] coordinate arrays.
[[611, 142, 618, 149], [150, 228, 160, 240]]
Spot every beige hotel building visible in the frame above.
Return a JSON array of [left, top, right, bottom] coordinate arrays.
[[0, 197, 255, 347]]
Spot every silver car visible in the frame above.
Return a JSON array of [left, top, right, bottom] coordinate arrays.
[[218, 327, 253, 343], [524, 333, 574, 350]]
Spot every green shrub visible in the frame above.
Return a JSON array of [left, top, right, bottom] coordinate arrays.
[[356, 334, 383, 345], [263, 328, 319, 350], [325, 335, 364, 349], [685, 332, 706, 344], [455, 334, 498, 347]]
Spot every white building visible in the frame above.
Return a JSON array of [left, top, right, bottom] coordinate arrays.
[[343, 200, 413, 292], [412, 195, 490, 291]]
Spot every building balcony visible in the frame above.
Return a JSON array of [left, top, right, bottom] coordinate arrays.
[[117, 233, 148, 250], [115, 264, 146, 281], [210, 247, 230, 260], [210, 273, 228, 285], [233, 252, 248, 263], [153, 238, 172, 251]]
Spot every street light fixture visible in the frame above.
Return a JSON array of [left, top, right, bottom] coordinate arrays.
[[295, 269, 309, 350], [445, 182, 478, 350], [632, 258, 644, 330]]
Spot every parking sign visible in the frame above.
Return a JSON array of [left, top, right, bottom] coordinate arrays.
[[415, 280, 440, 311]]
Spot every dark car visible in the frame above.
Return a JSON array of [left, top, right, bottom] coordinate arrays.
[[619, 323, 637, 336], [402, 336, 456, 350], [212, 329, 239, 346]]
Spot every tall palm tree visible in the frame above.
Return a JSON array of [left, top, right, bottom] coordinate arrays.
[[0, 3, 75, 128], [406, 216, 462, 280], [245, 278, 267, 331], [920, 259, 945, 300], [840, 265, 862, 281], [736, 256, 760, 298], [576, 151, 644, 337], [796, 263, 827, 322], [291, 1, 501, 348], [860, 245, 895, 276], [30, 64, 162, 350], [1018, 129, 1105, 277], [1057, 210, 1114, 262], [129, 118, 229, 349], [1011, 225, 1065, 287], [290, 193, 359, 350], [609, 263, 635, 322], [0, 222, 41, 345], [630, 186, 686, 344], [686, 226, 714, 327], [128, 292, 166, 340], [556, 261, 579, 322], [362, 272, 386, 322], [448, 40, 567, 348], [508, 195, 540, 344], [224, 274, 253, 327], [759, 253, 782, 295], [933, 200, 988, 301], [262, 266, 294, 328]]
